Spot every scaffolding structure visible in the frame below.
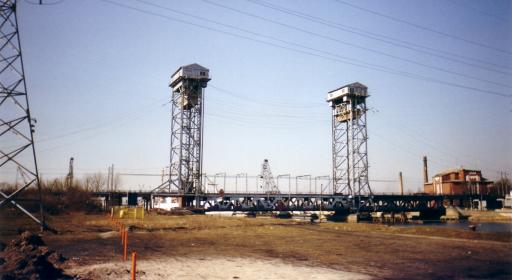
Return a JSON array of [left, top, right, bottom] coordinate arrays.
[[0, 0, 46, 229], [327, 82, 371, 199]]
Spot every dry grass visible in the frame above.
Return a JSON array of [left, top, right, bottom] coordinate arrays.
[[2, 213, 512, 279]]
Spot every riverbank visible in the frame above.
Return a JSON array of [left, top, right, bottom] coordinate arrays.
[[462, 209, 512, 222]]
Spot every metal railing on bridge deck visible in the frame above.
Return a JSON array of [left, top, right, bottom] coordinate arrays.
[[114, 172, 398, 195]]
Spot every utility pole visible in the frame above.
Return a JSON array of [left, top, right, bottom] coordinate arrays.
[[110, 164, 114, 191], [107, 165, 111, 191], [106, 164, 114, 191], [399, 171, 404, 195], [0, 0, 47, 230]]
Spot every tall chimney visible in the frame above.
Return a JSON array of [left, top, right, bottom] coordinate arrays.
[[423, 156, 428, 184]]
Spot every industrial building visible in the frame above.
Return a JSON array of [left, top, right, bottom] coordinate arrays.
[[424, 167, 493, 195]]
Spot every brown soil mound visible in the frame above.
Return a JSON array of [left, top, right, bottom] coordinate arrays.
[[0, 231, 70, 280]]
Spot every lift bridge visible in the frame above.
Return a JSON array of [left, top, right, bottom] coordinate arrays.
[[137, 68, 465, 215]]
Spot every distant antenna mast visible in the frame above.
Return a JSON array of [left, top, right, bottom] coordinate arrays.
[[65, 157, 74, 188], [259, 159, 279, 194], [0, 0, 46, 229]]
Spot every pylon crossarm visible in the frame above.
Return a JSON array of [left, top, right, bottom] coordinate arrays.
[[0, 116, 29, 138], [0, 179, 34, 208], [0, 29, 15, 43], [0, 190, 47, 229], [0, 145, 32, 169]]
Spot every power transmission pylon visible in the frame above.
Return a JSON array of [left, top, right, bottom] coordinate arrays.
[[259, 159, 279, 194], [0, 0, 47, 229]]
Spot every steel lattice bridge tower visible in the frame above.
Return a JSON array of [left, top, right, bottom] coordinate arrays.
[[0, 0, 46, 229], [154, 64, 210, 207], [327, 82, 371, 202]]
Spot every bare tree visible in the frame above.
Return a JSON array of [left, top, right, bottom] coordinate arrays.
[[83, 173, 107, 192], [495, 177, 511, 196]]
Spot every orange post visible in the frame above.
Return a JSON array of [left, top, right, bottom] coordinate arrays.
[[121, 225, 125, 245], [123, 230, 128, 261], [131, 251, 137, 280]]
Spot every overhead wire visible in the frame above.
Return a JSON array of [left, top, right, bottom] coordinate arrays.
[[101, 0, 511, 98], [332, 0, 512, 55], [447, 0, 510, 23], [202, 0, 511, 88], [370, 129, 452, 172], [23, 0, 65, 6], [208, 84, 325, 108], [37, 101, 168, 153], [373, 109, 507, 174], [36, 98, 169, 144], [247, 0, 512, 74]]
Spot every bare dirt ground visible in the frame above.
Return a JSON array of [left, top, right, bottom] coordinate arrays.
[[2, 212, 512, 279], [68, 256, 371, 280]]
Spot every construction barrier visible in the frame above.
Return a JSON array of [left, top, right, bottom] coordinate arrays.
[[112, 206, 145, 220], [108, 215, 137, 276]]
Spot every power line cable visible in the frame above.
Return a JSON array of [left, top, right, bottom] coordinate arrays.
[[100, 0, 511, 98], [248, 0, 512, 74], [38, 103, 167, 153], [332, 0, 512, 55], [447, 0, 510, 23], [374, 109, 507, 174], [36, 98, 168, 144], [208, 84, 324, 108], [202, 0, 511, 88], [24, 0, 65, 5]]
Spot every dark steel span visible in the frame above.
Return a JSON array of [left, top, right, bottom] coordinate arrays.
[[92, 191, 503, 213]]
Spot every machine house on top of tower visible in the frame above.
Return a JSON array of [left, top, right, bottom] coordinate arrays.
[[170, 63, 210, 110], [327, 82, 368, 122]]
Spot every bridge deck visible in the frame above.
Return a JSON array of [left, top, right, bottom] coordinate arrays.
[[92, 191, 501, 212]]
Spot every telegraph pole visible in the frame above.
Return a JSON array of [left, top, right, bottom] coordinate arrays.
[[399, 171, 404, 195]]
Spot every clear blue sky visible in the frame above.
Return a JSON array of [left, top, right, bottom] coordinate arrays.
[[12, 0, 512, 192]]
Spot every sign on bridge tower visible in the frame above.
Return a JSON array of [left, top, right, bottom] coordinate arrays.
[[327, 82, 371, 197]]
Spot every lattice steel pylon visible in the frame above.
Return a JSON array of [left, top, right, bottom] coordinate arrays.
[[259, 159, 279, 194], [0, 0, 46, 229], [154, 64, 210, 207], [327, 82, 371, 199]]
